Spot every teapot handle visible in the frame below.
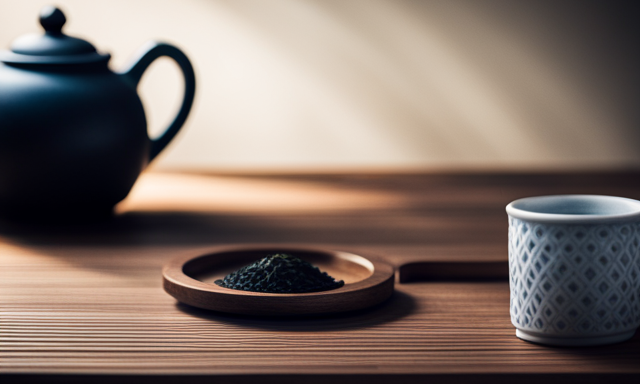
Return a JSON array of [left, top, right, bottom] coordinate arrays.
[[119, 41, 196, 162]]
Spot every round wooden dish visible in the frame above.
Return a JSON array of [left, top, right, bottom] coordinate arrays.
[[163, 245, 395, 316]]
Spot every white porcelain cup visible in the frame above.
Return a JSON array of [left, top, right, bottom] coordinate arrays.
[[506, 195, 640, 346]]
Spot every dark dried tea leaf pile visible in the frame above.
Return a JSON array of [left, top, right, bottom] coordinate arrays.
[[215, 253, 344, 293]]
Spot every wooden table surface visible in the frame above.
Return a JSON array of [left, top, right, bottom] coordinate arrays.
[[1, 171, 639, 383]]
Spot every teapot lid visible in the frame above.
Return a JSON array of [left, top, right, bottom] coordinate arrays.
[[0, 6, 110, 65]]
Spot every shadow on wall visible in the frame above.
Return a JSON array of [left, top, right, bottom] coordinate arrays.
[[0, 0, 638, 171]]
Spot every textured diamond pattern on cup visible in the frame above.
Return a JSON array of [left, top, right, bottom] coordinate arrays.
[[552, 316, 570, 333], [581, 265, 598, 282], [509, 218, 640, 337]]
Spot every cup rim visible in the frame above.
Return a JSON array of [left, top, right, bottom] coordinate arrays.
[[506, 194, 640, 224]]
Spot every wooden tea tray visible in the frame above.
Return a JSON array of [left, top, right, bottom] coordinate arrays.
[[2, 171, 640, 383]]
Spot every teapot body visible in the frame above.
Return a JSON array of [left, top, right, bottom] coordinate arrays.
[[0, 62, 149, 217], [0, 7, 196, 220]]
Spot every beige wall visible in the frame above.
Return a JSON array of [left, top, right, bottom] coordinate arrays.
[[1, 0, 638, 172]]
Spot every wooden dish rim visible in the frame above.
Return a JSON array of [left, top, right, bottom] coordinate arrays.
[[162, 244, 395, 315]]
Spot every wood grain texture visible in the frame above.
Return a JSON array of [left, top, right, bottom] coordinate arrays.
[[2, 171, 640, 382]]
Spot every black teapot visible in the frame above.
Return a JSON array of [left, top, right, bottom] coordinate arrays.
[[0, 6, 195, 220]]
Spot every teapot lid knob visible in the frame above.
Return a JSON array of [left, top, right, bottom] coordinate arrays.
[[0, 5, 111, 65], [39, 6, 66, 35]]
